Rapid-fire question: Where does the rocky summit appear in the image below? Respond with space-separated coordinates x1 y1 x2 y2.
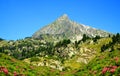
32 14 110 41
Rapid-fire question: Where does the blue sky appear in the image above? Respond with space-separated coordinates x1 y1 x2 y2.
0 0 120 40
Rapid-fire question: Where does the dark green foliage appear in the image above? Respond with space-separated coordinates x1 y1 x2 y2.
110 46 114 52
63 39 71 45
74 40 82 48
0 38 71 60
93 35 101 42
0 38 4 41
78 40 81 44
101 33 120 52
112 33 120 44
101 43 112 52
0 47 4 53
55 41 62 47
45 42 54 56
75 41 78 48
81 34 90 42
101 45 106 52
109 34 111 37
0 39 52 60
55 39 71 47
25 37 32 39
82 34 87 42
112 35 116 44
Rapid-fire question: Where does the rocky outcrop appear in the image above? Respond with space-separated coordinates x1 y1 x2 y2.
77 47 96 64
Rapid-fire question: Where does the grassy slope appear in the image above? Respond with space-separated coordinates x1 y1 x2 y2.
0 53 59 76
56 38 120 76
0 37 120 76
80 38 112 52
75 50 120 76
63 38 112 70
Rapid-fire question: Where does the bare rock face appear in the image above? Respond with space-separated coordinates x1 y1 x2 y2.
32 14 110 41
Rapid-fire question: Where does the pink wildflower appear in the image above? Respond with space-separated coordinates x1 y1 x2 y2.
2 68 8 75
102 67 109 74
111 66 117 69
110 69 115 73
14 71 17 76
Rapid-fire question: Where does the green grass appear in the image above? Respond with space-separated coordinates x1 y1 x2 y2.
80 38 112 52
0 37 120 76
75 50 120 76
0 53 59 76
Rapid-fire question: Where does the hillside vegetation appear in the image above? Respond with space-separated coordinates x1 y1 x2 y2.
0 33 120 76
0 53 59 76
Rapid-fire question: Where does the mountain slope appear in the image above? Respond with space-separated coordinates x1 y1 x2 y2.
32 14 110 41
0 53 59 76
0 33 120 76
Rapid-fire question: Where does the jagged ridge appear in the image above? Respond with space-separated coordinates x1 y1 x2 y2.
32 14 110 41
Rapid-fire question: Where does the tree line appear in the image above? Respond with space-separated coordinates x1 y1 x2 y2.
101 33 120 52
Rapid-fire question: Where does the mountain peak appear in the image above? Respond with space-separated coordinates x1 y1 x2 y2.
62 14 68 17
58 14 69 20
33 14 110 41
